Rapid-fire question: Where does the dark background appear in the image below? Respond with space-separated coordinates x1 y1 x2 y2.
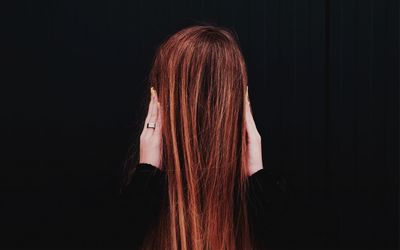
2 0 398 248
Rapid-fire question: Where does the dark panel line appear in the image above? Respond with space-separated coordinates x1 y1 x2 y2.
324 0 332 196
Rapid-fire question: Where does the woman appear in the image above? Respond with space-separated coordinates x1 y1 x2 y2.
120 25 287 250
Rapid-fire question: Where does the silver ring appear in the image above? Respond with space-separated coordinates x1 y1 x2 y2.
147 122 156 129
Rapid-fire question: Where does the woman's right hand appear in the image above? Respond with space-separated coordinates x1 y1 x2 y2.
139 87 163 170
245 86 264 176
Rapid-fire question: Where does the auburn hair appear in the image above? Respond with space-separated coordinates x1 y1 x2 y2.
131 25 255 250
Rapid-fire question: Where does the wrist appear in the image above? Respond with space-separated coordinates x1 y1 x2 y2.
248 164 263 176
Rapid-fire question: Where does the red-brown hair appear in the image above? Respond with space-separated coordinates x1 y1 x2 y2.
138 25 254 249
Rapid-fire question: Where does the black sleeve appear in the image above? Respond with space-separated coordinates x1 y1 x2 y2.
116 163 166 248
247 168 288 249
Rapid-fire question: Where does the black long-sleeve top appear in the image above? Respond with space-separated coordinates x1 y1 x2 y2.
117 163 288 249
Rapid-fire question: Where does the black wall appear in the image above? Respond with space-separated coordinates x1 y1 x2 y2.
3 0 398 248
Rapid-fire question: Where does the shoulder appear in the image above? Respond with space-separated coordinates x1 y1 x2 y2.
134 163 164 176
247 167 289 210
248 168 287 193
120 163 166 198
247 169 290 249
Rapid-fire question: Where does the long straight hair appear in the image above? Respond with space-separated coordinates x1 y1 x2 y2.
138 25 254 250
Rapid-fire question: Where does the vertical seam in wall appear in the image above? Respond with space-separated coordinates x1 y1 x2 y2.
324 0 331 195
324 0 333 246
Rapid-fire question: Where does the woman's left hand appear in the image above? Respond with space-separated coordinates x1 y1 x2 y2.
245 86 264 176
139 87 163 170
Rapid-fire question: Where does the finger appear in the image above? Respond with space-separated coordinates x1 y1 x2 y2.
245 86 253 126
155 102 163 169
154 101 162 136
245 88 259 135
246 85 254 116
148 88 158 124
245 97 253 131
145 88 158 136
143 87 155 131
246 85 250 105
